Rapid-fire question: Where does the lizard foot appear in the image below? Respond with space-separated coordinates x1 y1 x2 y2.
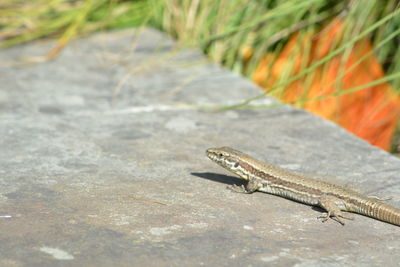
227 184 250 194
318 211 354 225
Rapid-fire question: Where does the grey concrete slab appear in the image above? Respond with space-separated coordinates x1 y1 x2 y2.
0 28 399 266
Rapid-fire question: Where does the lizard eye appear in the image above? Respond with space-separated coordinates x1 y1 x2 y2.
234 162 239 168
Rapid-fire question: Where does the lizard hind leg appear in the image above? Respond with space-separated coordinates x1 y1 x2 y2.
368 195 392 201
318 195 354 225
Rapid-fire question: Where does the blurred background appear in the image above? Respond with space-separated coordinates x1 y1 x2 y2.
1 0 399 154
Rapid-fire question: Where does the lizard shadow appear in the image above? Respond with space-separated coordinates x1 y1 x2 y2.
191 172 246 186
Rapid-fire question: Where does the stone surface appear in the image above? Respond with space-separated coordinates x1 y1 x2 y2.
0 28 399 266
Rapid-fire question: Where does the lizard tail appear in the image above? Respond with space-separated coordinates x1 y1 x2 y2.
355 200 400 226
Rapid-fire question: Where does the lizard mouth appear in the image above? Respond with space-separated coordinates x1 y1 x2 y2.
206 150 226 166
205 148 218 160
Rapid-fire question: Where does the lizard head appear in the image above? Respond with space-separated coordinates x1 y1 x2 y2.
206 147 250 180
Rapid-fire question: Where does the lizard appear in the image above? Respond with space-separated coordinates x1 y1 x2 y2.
206 146 400 226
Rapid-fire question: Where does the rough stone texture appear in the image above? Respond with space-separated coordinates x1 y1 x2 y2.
0 28 399 266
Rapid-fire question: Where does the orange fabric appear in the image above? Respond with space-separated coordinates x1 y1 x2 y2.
253 19 400 150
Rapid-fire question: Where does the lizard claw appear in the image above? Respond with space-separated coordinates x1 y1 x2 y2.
227 184 247 193
317 213 330 223
317 211 353 225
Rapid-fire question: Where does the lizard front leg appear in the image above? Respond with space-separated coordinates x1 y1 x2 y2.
228 179 260 194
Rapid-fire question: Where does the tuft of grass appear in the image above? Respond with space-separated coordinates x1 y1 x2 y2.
152 0 400 94
2 1 399 87
0 0 150 58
